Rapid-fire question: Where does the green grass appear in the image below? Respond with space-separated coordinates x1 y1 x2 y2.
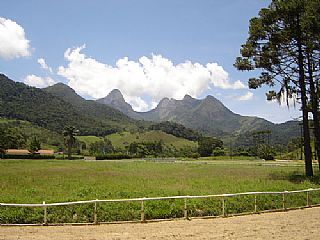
0 159 319 223
76 136 103 145
106 130 198 149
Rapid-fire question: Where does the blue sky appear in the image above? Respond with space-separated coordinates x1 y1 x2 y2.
0 0 301 123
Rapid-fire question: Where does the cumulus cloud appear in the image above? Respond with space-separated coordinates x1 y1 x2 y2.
24 74 57 88
238 91 253 101
38 58 53 73
0 17 31 59
58 45 246 111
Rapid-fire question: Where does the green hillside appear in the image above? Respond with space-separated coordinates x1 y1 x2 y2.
76 136 103 146
0 74 133 135
0 118 63 150
106 130 197 150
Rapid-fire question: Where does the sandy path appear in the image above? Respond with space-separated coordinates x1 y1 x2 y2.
1 207 319 240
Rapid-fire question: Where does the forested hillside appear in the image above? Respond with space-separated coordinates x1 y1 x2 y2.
0 74 130 135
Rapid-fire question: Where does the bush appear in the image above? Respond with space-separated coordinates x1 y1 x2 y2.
96 153 132 160
187 153 200 159
212 147 225 156
257 144 275 160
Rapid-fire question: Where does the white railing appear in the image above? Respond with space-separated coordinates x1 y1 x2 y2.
1 188 320 225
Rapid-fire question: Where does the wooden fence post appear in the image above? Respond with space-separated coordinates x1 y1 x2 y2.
254 195 257 213
141 200 145 223
184 197 188 219
94 200 98 224
43 201 47 225
282 192 286 210
307 191 310 207
222 197 226 217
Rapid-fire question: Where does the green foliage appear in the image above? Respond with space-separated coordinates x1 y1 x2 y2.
63 126 79 160
89 138 114 155
212 147 225 156
0 119 63 150
128 141 164 157
198 137 223 157
149 121 201 141
234 0 320 175
0 125 26 150
257 144 275 160
27 136 41 154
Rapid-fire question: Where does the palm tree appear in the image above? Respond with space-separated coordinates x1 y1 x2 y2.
63 126 79 160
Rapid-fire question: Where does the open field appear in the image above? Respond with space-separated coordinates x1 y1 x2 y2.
0 159 319 224
1 207 320 240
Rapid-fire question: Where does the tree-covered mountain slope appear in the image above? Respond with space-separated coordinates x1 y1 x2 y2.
0 74 133 135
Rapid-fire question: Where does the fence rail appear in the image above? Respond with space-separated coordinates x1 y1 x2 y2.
1 188 320 225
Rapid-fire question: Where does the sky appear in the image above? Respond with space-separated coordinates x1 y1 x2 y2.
0 0 301 123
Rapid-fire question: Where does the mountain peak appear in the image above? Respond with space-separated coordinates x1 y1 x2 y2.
204 95 219 102
183 94 194 101
45 82 80 101
97 89 142 119
98 89 125 103
106 89 125 101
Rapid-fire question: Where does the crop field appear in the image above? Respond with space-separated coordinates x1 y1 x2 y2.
0 159 319 224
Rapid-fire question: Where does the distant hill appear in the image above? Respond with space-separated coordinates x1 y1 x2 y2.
0 74 133 135
97 89 300 145
45 83 136 126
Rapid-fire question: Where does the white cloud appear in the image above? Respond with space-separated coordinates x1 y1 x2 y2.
24 74 57 88
58 45 246 111
238 91 253 101
0 17 31 59
38 58 53 73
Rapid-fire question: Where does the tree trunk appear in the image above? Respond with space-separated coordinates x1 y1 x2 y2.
297 22 313 176
68 142 72 160
307 52 320 171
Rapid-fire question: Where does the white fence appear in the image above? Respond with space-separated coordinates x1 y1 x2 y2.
1 188 320 225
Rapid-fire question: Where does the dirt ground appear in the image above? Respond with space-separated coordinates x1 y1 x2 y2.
1 207 319 240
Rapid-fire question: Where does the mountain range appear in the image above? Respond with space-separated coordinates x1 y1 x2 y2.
0 73 300 146
97 89 300 143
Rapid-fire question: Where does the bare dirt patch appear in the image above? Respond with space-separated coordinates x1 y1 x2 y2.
1 207 319 240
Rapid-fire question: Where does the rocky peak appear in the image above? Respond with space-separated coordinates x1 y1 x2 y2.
104 89 125 102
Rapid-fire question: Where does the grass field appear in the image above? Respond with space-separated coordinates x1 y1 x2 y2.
0 159 319 223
